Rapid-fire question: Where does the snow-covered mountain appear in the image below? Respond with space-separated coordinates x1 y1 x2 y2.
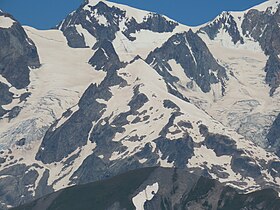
0 10 40 121
0 0 280 209
197 0 280 156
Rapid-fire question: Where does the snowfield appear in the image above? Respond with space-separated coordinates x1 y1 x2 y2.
0 0 280 209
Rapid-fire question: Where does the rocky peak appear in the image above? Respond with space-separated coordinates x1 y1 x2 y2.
242 4 280 55
241 2 280 95
199 11 244 45
89 40 125 71
0 11 40 119
265 54 280 96
0 11 40 89
58 0 178 48
198 0 280 95
146 29 227 95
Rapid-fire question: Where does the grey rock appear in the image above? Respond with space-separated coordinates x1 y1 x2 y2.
58 1 125 47
163 99 180 110
123 14 178 41
15 138 26 147
58 1 178 48
198 124 209 136
0 82 13 118
0 82 13 106
267 114 280 157
36 41 124 164
146 30 227 94
61 26 87 48
0 164 41 208
204 133 243 157
156 137 194 167
241 6 280 94
8 106 21 120
19 92 31 103
199 12 244 44
89 40 125 71
0 11 40 89
231 156 261 179
242 7 280 55
268 161 280 177
34 170 54 199
264 54 280 96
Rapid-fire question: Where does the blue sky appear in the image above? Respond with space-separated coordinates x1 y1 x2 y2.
0 0 267 29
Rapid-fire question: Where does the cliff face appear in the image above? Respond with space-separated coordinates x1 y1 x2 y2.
0 11 40 89
0 11 40 120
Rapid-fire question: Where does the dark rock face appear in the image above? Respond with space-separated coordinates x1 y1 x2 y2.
61 26 87 48
146 30 227 94
58 1 178 48
199 4 280 95
204 133 242 157
0 82 13 105
269 161 280 177
36 41 125 164
155 112 194 167
58 1 125 48
0 11 40 120
231 156 261 178
68 84 153 185
163 99 179 110
241 6 280 94
156 137 194 167
0 82 13 118
0 11 40 89
89 40 125 70
12 167 280 210
242 7 280 55
264 54 280 96
123 14 178 41
0 164 52 209
8 106 21 120
35 82 107 164
267 114 280 157
199 12 244 44
15 138 26 147
204 133 263 179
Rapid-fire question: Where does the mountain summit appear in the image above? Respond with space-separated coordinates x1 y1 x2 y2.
0 0 279 209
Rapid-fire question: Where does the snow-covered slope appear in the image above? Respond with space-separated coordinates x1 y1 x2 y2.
58 0 188 63
0 16 15 29
0 27 105 149
0 11 40 149
0 0 280 209
0 26 106 208
195 0 280 155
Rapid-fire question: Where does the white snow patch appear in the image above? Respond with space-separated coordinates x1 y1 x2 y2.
96 15 108 26
167 59 190 84
75 24 97 47
132 182 159 210
0 16 15 28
